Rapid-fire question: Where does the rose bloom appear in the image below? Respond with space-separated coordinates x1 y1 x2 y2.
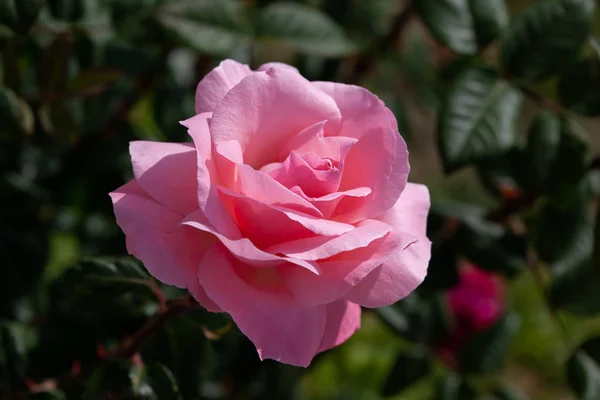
110 60 431 367
435 264 504 368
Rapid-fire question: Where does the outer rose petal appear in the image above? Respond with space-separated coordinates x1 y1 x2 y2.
312 82 409 223
109 181 218 312
181 114 242 239
277 229 417 306
343 239 431 307
257 62 299 73
318 300 361 352
198 244 327 367
130 141 198 215
195 60 252 114
343 183 432 307
266 219 392 261
210 67 341 168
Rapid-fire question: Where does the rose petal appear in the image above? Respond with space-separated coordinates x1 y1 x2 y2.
188 279 222 313
318 300 361 352
279 120 357 163
181 209 320 274
109 180 218 312
378 183 430 237
213 144 323 217
277 229 417 305
295 186 372 218
342 184 432 307
211 68 341 168
343 239 431 307
269 152 342 198
198 244 327 367
312 82 409 222
195 59 252 114
181 114 242 240
217 186 353 248
266 219 391 261
129 141 198 215
257 62 299 73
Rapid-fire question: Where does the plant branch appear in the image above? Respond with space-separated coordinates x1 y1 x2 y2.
6 296 198 399
344 0 415 85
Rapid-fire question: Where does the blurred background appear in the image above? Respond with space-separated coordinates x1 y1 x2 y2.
2 0 600 399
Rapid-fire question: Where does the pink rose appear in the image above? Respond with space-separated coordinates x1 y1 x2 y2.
435 264 504 368
109 60 431 366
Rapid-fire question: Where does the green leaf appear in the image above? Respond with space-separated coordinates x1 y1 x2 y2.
581 337 600 364
488 385 529 400
438 67 522 172
256 2 357 57
548 118 591 198
530 190 591 267
567 350 600 400
0 0 45 33
501 0 595 81
416 0 508 55
454 217 527 276
39 103 79 143
421 240 460 292
0 321 38 382
558 57 600 116
157 0 251 56
522 111 561 193
138 364 183 400
0 88 34 137
375 306 409 336
67 69 123 95
458 312 521 374
381 347 431 397
434 374 477 400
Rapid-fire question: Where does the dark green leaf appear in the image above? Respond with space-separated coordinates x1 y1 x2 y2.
522 111 561 193
455 217 526 276
381 347 431 397
0 0 45 33
475 148 525 199
567 350 600 400
0 321 38 383
0 87 21 134
85 360 140 397
559 57 600 116
421 240 460 292
434 374 477 400
157 0 251 56
416 0 508 54
67 69 123 95
548 118 591 198
501 0 595 81
47 0 85 22
438 67 522 172
488 385 529 400
256 2 357 57
458 312 521 374
374 306 409 336
581 337 600 365
137 364 182 400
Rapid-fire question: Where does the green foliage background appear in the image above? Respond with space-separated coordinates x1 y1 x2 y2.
2 0 600 399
